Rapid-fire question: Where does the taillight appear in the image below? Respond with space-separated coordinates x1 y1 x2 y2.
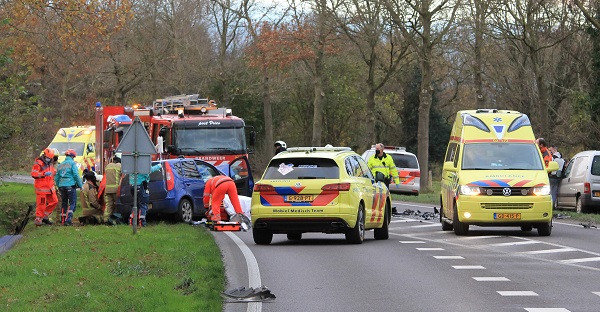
409 171 420 177
254 183 275 192
165 163 175 191
584 182 591 194
322 183 351 191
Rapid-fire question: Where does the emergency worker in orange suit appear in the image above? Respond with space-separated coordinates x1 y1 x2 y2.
31 148 59 226
203 176 244 222
536 138 553 168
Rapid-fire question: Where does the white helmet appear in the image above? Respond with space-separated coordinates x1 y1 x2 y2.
275 140 287 149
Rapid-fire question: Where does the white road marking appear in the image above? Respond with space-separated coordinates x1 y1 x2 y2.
593 292 600 297
410 223 440 228
487 241 541 247
459 235 501 240
433 255 464 259
416 247 445 251
518 248 576 255
225 232 262 312
560 257 600 264
399 240 426 244
453 265 486 269
524 308 571 312
390 218 421 223
473 277 510 281
498 291 538 296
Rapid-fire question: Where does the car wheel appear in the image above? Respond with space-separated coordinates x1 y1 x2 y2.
176 198 193 223
346 204 365 244
287 233 302 240
537 219 552 236
441 204 453 231
374 203 389 240
453 207 469 236
576 196 585 213
253 228 273 245
521 225 533 232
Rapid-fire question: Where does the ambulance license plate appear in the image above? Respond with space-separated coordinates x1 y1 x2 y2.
494 213 521 220
285 195 314 202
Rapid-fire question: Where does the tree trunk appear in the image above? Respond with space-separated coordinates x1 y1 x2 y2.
418 44 433 191
262 73 273 150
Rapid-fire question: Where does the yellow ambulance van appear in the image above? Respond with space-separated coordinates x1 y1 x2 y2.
440 109 558 236
47 126 96 175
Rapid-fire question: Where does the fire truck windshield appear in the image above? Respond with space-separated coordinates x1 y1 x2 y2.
173 127 246 154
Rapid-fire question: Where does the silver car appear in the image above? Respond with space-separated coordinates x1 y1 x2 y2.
361 146 420 195
556 150 600 213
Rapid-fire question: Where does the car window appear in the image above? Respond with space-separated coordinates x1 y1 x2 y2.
390 154 418 169
356 156 374 179
346 156 364 178
573 156 589 178
445 142 458 162
181 160 201 178
362 150 374 161
197 163 220 182
263 157 339 179
563 158 574 177
591 155 600 176
345 157 354 176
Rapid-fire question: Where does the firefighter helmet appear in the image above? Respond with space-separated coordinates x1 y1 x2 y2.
274 141 287 149
65 149 77 158
42 147 55 159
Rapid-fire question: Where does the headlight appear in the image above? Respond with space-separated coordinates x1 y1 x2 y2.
459 185 481 195
533 185 550 196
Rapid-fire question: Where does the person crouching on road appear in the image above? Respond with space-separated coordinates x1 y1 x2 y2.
203 176 244 222
55 149 83 226
31 148 59 226
129 163 162 227
79 171 104 225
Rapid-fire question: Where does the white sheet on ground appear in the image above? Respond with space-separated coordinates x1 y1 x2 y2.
223 195 251 220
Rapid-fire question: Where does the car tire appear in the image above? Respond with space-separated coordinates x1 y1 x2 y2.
453 207 469 236
176 198 193 223
346 204 365 244
537 220 552 236
441 204 453 231
253 228 273 245
576 196 585 213
374 203 389 240
521 225 533 232
287 233 302 240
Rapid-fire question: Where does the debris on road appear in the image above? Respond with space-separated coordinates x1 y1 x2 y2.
392 207 439 221
579 222 597 229
222 286 276 302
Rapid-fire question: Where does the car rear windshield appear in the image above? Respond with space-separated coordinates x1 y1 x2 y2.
263 158 339 179
391 154 418 169
592 155 600 176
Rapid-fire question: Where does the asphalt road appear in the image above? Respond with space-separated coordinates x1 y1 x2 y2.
215 201 600 312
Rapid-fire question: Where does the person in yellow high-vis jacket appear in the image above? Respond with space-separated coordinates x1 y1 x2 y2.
367 143 400 188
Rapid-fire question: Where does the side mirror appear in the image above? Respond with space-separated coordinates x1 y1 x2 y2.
374 171 386 183
546 161 559 173
159 127 167 137
443 162 457 172
167 145 176 153
250 131 256 146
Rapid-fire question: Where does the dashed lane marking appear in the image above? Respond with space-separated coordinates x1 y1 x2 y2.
433 255 464 259
416 247 444 251
524 309 570 312
498 291 538 296
399 240 426 244
560 256 600 264
517 248 576 255
453 265 486 269
410 223 440 228
472 277 510 281
487 240 541 247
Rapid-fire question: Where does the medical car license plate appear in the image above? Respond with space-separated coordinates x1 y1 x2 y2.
285 195 314 202
494 213 521 220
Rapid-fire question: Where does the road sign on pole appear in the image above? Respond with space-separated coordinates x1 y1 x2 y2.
116 117 155 234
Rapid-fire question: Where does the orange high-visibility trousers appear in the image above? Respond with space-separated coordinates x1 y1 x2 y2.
35 192 58 222
209 180 243 221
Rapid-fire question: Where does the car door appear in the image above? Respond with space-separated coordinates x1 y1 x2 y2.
179 159 205 211
219 156 254 197
348 156 379 227
558 156 587 208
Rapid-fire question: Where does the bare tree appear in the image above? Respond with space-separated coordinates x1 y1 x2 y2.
385 0 461 190
335 0 411 149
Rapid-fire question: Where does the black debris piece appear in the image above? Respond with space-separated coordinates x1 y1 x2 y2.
579 222 597 229
222 286 276 302
14 204 34 235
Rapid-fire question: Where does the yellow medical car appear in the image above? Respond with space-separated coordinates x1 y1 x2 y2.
251 146 391 245
440 109 558 236
47 126 96 175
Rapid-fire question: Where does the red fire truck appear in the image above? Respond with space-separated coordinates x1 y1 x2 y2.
94 95 255 195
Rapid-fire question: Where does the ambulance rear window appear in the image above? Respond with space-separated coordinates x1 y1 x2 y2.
264 158 339 179
391 154 419 169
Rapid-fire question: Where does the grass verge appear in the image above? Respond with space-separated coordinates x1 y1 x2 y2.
0 182 36 236
0 223 224 311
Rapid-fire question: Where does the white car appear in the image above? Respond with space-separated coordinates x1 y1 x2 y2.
361 146 420 195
